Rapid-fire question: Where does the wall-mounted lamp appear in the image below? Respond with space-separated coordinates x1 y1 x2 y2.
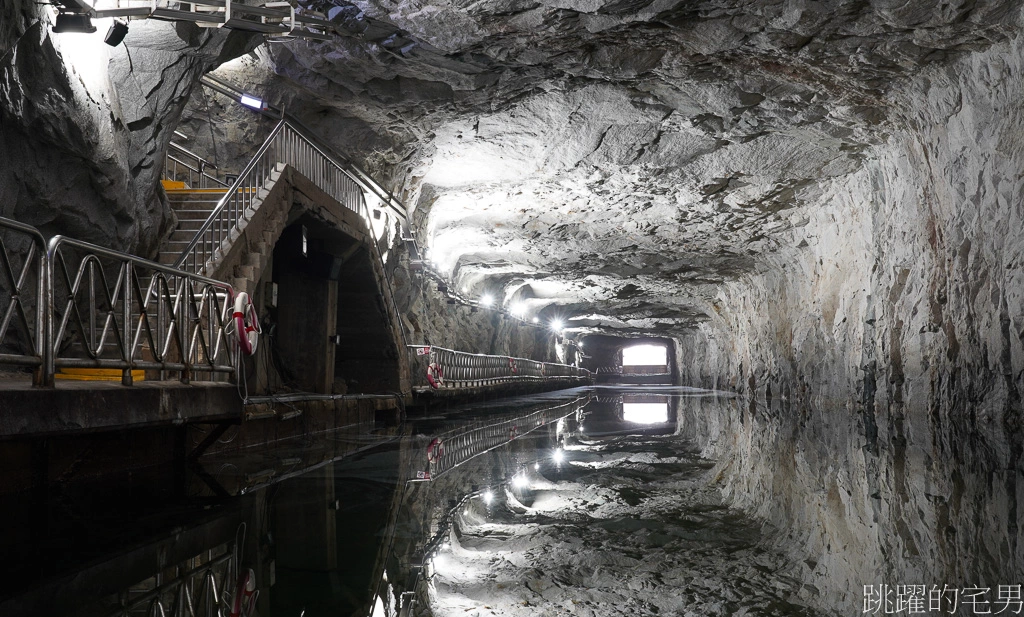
240 93 266 111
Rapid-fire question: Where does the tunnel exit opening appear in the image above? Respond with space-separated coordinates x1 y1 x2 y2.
621 344 667 367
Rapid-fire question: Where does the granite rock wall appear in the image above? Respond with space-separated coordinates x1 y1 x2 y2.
674 34 1024 609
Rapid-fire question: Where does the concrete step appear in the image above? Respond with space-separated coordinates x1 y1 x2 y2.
173 207 218 216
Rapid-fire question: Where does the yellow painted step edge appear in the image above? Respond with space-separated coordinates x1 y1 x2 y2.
55 368 146 382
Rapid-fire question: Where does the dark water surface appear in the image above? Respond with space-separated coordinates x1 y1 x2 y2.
0 386 828 617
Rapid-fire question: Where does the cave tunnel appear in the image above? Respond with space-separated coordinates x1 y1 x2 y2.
2 1 1024 616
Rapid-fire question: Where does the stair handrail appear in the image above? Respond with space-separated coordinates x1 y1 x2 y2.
173 117 290 273
166 141 228 189
200 74 408 225
173 116 410 346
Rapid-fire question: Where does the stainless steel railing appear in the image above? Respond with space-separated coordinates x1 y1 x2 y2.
107 542 244 617
1 216 238 386
164 141 229 189
48 235 236 385
173 118 365 274
409 345 591 390
172 117 410 347
199 75 409 225
0 217 46 383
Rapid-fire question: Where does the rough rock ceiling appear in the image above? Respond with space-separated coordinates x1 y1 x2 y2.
217 0 1018 336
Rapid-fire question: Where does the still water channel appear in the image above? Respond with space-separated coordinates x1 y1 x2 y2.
1 386 827 617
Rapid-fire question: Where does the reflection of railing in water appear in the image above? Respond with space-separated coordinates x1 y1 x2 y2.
409 345 591 390
107 542 242 617
0 216 237 386
419 395 589 480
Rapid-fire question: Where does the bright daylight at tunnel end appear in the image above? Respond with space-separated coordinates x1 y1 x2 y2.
1 0 1023 615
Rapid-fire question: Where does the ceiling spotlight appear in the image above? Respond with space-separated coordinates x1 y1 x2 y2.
513 475 528 488
103 19 128 46
53 12 96 33
532 316 539 324
534 462 540 470
552 449 564 463
480 294 494 307
483 490 493 504
551 319 564 331
511 303 525 317
461 286 468 294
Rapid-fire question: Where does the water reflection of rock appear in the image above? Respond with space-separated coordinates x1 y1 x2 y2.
421 389 829 617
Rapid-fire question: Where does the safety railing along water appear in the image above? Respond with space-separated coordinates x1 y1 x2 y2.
1 216 236 387
0 218 46 382
408 345 591 390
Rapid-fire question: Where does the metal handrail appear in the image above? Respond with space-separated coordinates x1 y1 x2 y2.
0 217 46 384
173 118 368 271
409 345 591 389
165 142 229 189
172 117 409 346
200 75 408 224
46 235 236 386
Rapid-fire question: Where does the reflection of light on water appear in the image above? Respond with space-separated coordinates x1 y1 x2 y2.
371 594 387 617
623 402 668 424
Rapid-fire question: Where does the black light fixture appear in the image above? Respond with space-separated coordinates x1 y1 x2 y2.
103 19 128 46
53 12 96 33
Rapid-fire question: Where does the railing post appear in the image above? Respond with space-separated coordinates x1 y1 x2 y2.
122 261 133 386
42 239 56 386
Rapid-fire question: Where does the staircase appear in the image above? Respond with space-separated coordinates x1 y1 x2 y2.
158 189 224 267
159 171 291 297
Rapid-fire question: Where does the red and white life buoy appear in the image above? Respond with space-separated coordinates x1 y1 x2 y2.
229 568 257 617
508 357 518 375
427 438 444 463
426 362 444 389
233 292 260 357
